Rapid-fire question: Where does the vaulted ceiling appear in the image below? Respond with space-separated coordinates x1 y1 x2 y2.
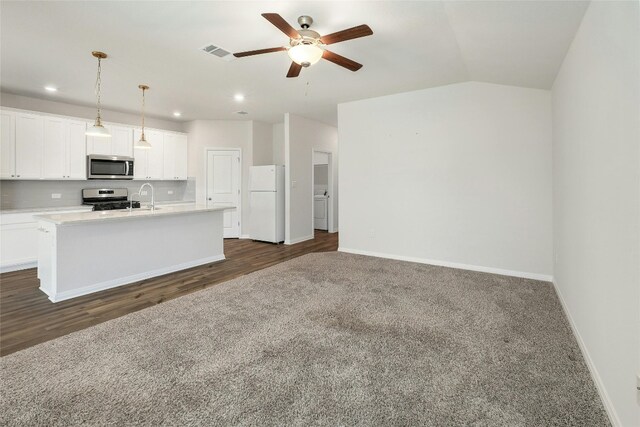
0 1 588 125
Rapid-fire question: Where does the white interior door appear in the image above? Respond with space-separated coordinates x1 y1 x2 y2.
207 150 240 238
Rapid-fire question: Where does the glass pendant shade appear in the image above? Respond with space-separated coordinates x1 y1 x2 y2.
135 133 152 149
288 44 323 66
86 121 111 138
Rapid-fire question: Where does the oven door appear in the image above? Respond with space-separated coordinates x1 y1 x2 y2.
87 155 134 180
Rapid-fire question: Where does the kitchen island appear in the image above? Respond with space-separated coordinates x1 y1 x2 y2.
35 205 233 302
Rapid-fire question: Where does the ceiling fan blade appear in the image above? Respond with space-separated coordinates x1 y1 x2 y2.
262 13 300 39
286 62 302 78
233 47 286 58
321 50 363 72
320 24 373 45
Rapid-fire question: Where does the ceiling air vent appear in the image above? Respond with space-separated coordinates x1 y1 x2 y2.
200 44 234 61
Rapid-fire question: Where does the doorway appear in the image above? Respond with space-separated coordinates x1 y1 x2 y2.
206 149 241 238
311 150 334 234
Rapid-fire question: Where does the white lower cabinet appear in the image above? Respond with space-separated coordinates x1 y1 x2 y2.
0 208 92 272
1 215 39 272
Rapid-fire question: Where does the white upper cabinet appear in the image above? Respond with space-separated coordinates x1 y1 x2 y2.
86 132 111 156
0 108 185 181
87 124 133 157
147 130 164 179
133 129 164 180
163 133 188 180
175 134 188 180
42 118 86 180
15 112 44 179
111 125 133 157
66 120 87 179
42 117 66 179
1 110 16 179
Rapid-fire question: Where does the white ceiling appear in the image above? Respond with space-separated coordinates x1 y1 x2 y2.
0 1 588 126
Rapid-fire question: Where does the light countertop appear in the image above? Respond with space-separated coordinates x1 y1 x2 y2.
0 205 93 214
35 204 234 225
0 200 197 215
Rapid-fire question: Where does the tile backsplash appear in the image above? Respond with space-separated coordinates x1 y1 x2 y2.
0 178 196 210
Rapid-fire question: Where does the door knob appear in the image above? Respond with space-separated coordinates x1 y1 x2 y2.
208 198 212 201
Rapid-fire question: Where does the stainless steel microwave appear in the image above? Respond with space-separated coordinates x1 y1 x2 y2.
87 155 134 180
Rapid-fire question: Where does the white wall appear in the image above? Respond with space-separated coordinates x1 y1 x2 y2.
0 92 184 132
184 120 252 236
272 122 284 165
251 121 273 166
552 2 640 425
284 113 338 244
338 81 552 279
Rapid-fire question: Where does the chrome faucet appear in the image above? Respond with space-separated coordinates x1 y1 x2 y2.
129 192 139 211
138 183 155 210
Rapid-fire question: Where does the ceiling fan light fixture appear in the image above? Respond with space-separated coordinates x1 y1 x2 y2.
288 44 323 67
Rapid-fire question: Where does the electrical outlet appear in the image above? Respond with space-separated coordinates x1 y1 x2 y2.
141 191 148 196
368 228 375 238
168 190 174 195
51 193 61 199
291 180 297 189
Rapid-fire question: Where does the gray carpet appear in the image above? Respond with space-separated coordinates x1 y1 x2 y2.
1 252 609 426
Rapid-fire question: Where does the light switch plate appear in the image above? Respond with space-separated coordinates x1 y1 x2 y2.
168 190 174 195
51 193 61 199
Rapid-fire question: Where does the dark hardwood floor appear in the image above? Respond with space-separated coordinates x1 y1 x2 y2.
0 231 338 357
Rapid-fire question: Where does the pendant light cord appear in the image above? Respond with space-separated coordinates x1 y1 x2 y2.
95 57 102 123
141 87 146 138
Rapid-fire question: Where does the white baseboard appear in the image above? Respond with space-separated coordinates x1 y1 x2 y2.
1 260 37 273
552 279 621 427
239 234 251 239
43 255 226 303
338 247 553 282
285 234 314 245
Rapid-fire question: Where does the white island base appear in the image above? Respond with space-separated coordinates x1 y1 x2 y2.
36 206 230 302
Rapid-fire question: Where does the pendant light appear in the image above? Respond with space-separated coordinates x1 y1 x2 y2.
85 51 111 138
135 85 152 149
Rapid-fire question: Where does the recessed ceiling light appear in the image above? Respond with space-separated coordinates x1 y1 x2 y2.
44 86 58 92
173 112 182 117
234 94 245 102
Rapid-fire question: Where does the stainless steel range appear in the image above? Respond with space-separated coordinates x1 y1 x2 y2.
82 188 140 211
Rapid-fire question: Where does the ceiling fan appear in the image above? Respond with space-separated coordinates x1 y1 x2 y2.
233 13 373 78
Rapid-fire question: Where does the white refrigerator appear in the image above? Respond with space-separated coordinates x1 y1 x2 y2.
249 165 285 243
